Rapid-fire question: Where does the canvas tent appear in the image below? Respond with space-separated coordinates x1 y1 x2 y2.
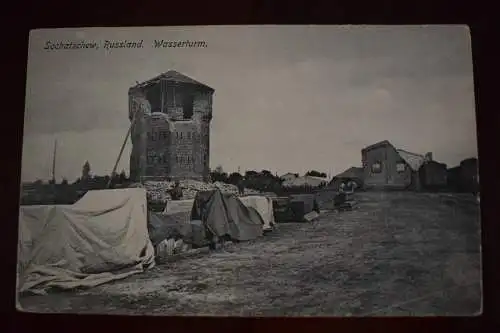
162 196 276 231
17 188 155 296
182 190 264 247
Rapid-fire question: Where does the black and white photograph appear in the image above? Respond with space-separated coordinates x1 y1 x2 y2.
17 25 481 316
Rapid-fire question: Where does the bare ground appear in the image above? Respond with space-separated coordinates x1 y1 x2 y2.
18 191 482 316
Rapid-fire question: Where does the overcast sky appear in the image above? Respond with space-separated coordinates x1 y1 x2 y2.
22 25 477 182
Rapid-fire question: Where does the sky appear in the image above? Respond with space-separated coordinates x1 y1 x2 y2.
22 25 477 182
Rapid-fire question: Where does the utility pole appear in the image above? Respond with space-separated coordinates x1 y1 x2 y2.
107 118 136 188
51 138 57 183
160 79 165 113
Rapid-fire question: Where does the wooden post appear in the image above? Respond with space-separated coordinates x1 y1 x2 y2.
52 138 57 183
107 104 140 188
160 79 164 114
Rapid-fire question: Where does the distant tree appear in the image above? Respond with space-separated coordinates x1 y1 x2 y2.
109 172 120 186
82 161 91 180
227 172 243 185
61 178 69 185
261 170 272 176
306 170 327 178
210 165 228 183
210 171 228 183
245 170 258 178
48 179 55 185
239 170 281 193
119 170 127 183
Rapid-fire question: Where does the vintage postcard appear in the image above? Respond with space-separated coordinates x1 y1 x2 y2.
17 25 481 316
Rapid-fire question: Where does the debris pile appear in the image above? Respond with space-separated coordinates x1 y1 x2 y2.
143 180 260 202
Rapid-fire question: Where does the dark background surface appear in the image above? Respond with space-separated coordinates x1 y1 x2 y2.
1 0 497 332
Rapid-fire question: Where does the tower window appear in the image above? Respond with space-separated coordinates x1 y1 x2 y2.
182 94 194 119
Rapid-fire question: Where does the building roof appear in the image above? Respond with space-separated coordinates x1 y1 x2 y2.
361 140 391 152
396 149 425 171
362 140 427 172
306 175 327 182
280 172 297 178
282 175 327 187
333 167 364 180
460 157 478 166
424 160 447 167
130 70 214 92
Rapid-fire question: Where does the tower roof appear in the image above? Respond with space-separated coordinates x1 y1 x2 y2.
130 70 214 92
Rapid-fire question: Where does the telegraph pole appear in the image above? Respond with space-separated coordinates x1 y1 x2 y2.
51 138 57 183
108 121 135 188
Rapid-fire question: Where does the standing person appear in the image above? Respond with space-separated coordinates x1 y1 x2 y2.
335 181 347 208
237 177 245 196
170 180 183 201
339 181 346 194
345 180 354 192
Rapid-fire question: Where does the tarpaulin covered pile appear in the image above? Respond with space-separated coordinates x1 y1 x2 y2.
17 188 155 295
289 194 320 214
148 211 187 246
183 190 264 247
162 196 276 231
162 199 195 214
272 194 320 222
238 195 276 231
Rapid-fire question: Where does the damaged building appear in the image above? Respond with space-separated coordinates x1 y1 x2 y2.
128 70 215 182
361 140 447 191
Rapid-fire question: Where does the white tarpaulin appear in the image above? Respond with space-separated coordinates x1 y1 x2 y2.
162 199 195 215
17 188 155 296
238 196 276 230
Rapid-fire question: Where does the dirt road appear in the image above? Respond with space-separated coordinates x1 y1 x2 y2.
19 192 482 316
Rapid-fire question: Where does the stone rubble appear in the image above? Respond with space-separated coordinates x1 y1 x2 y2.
143 180 261 202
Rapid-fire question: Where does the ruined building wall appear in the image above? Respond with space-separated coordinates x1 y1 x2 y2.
145 115 174 178
194 91 212 178
128 81 213 182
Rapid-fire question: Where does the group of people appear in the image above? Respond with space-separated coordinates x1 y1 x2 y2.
334 179 357 207
339 179 357 196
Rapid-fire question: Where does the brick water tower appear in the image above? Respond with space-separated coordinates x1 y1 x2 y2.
128 70 214 182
